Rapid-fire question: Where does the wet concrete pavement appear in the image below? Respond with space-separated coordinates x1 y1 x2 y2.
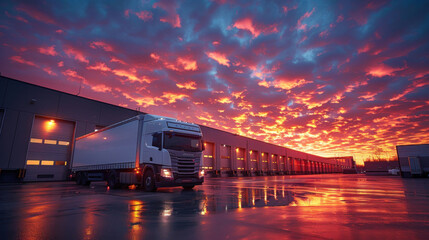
1 174 429 239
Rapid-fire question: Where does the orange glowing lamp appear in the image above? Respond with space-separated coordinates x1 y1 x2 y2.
44 119 56 132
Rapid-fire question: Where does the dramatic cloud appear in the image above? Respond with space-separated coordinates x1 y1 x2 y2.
1 0 428 164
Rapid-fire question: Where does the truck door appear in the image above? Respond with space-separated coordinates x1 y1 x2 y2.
142 131 163 165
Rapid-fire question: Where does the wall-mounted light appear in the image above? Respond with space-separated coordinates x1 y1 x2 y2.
44 119 56 132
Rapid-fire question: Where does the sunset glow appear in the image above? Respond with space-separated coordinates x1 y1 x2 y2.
1 0 428 164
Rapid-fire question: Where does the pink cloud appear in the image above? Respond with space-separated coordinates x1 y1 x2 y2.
38 45 58 56
297 8 315 31
87 62 111 72
16 5 56 25
90 41 113 52
5 11 28 23
43 67 57 76
64 46 89 64
232 17 278 38
136 11 153 21
10 55 36 66
153 1 181 28
367 63 405 77
62 69 86 82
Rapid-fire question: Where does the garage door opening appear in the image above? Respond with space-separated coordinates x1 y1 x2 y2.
24 116 75 181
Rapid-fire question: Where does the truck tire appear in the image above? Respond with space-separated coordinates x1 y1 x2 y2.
182 185 195 190
143 169 157 192
80 172 90 186
76 172 83 185
107 172 120 189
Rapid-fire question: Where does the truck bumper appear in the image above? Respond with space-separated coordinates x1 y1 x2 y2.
156 177 204 187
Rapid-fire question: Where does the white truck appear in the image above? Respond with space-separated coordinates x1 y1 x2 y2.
71 114 205 191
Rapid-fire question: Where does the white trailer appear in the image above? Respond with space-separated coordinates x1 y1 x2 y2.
71 114 205 191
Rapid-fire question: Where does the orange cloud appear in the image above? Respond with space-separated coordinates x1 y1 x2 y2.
233 113 247 124
122 93 157 107
87 62 111 72
176 81 197 90
110 57 126 65
151 52 198 71
217 97 232 104
112 68 151 83
62 69 86 82
367 63 404 77
177 57 198 71
161 92 189 103
38 45 57 56
259 78 311 91
206 51 230 67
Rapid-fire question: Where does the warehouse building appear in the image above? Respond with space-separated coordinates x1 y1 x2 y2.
0 76 355 182
397 144 429 177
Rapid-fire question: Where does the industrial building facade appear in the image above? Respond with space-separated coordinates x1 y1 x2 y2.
0 76 355 182
397 144 429 177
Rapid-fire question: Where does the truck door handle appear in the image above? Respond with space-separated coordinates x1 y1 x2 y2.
150 157 153 161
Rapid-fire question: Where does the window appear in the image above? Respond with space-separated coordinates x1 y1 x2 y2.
55 161 67 166
58 141 70 146
41 160 54 166
163 132 202 152
30 138 43 143
152 132 162 149
27 160 40 165
44 139 57 145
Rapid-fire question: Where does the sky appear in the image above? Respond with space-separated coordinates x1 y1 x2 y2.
1 0 428 165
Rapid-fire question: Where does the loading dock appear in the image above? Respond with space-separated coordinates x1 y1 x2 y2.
220 144 232 176
24 116 74 181
0 76 356 182
250 150 259 175
203 142 215 174
397 144 429 177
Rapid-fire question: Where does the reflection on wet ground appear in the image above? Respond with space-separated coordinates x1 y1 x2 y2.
1 174 429 239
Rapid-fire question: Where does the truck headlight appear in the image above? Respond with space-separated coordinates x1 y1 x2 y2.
199 169 205 178
161 168 173 178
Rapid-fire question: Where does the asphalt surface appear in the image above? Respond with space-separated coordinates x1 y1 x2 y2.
1 174 429 240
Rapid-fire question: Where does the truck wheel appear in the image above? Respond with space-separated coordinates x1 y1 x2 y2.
76 172 82 185
107 173 119 189
81 172 90 186
143 169 157 192
182 185 195 190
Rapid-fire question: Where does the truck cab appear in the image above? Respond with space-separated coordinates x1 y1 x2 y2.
140 115 205 190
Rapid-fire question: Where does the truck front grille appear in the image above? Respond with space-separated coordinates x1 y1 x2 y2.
169 152 201 175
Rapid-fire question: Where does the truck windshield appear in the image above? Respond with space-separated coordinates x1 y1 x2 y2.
163 132 202 152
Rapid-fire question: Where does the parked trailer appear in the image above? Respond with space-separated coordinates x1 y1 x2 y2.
71 114 205 191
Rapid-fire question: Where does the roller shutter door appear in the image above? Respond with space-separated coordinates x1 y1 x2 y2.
220 144 231 171
203 142 215 171
24 116 74 181
261 152 268 171
250 150 258 170
236 147 245 170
